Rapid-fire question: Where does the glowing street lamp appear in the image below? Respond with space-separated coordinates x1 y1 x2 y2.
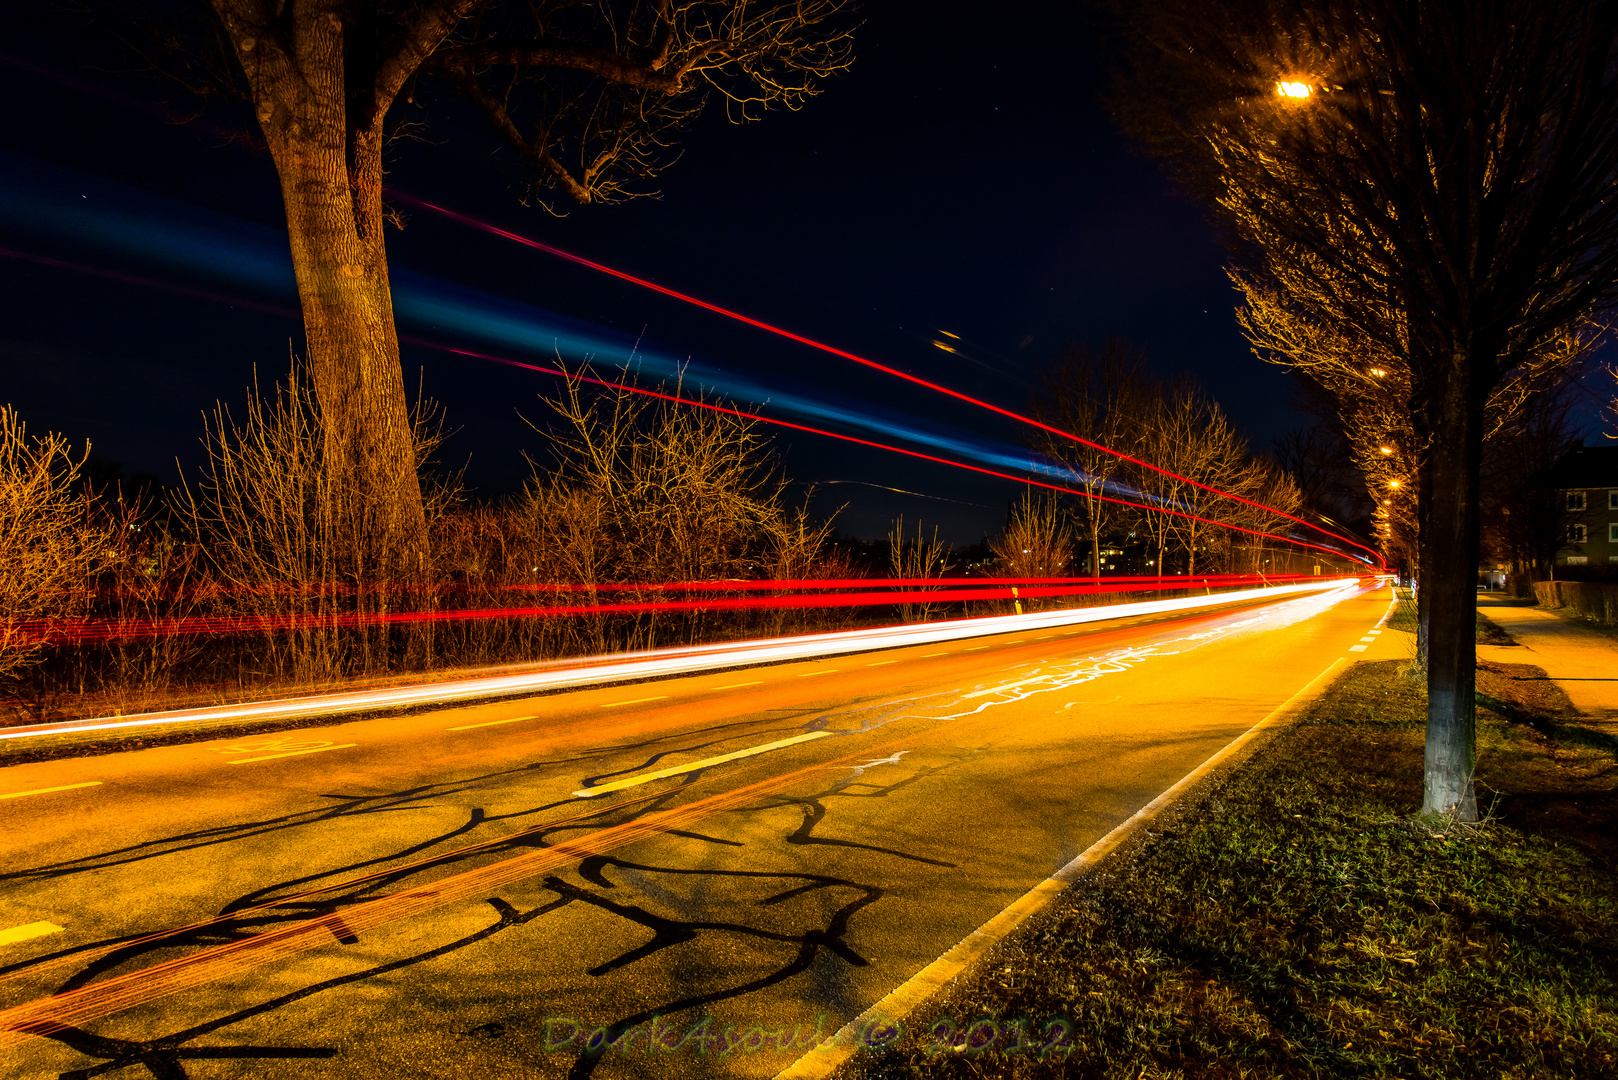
1379 446 1394 455
1276 81 1313 99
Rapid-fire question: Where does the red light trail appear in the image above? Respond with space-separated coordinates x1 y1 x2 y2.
399 194 1381 563
437 344 1377 566
19 574 1331 646
0 243 1378 568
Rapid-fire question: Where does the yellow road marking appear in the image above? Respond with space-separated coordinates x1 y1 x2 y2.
797 670 837 677
1004 640 1026 644
0 782 101 801
574 731 833 798
920 652 948 658
600 696 669 708
447 715 536 731
865 660 898 667
1035 635 1053 639
226 744 357 765
963 646 988 651
0 922 63 946
713 681 763 691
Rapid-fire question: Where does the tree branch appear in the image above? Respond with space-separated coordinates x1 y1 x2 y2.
374 0 484 116
435 42 688 92
450 71 593 203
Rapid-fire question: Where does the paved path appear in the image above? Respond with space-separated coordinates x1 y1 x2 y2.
1477 596 1618 732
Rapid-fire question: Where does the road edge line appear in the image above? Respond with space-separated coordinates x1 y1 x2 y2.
774 654 1350 1080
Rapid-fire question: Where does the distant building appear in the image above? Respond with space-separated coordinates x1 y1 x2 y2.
1550 445 1618 571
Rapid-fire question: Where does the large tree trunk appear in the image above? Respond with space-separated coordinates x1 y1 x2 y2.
218 3 429 595
268 124 427 586
1416 347 1485 821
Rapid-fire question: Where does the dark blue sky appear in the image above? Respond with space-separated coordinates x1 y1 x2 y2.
1 3 1318 543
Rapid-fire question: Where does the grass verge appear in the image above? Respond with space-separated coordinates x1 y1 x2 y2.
844 659 1618 1079
1385 588 1517 645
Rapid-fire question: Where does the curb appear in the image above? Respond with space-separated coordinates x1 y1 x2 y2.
774 654 1351 1080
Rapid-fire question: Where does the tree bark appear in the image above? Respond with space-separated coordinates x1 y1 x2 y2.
216 2 430 591
1417 345 1485 820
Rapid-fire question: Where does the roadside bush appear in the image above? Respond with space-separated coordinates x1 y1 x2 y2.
1532 579 1618 625
0 406 104 681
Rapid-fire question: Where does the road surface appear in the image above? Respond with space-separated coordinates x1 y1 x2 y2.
0 581 1394 1079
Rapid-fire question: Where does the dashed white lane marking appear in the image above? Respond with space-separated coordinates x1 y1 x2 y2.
1367 629 1383 635
0 922 63 947
1349 644 1369 652
0 782 102 801
226 744 357 765
1359 636 1376 643
600 696 669 708
447 715 535 731
713 681 762 691
573 731 834 798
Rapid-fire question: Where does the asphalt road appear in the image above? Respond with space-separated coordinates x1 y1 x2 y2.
0 581 1396 1079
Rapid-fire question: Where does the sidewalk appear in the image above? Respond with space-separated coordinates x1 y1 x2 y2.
1477 595 1618 734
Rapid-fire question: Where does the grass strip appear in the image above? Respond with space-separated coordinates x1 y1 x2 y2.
845 659 1618 1079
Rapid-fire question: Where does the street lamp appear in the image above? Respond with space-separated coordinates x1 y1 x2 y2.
1276 81 1312 99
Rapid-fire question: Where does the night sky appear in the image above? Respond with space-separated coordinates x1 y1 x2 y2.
2 3 1317 545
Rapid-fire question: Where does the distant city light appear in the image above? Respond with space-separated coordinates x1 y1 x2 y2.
1370 367 1388 376
1276 81 1312 99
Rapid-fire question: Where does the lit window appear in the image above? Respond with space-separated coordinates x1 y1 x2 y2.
1610 523 1618 543
1570 523 1587 543
1568 491 1587 511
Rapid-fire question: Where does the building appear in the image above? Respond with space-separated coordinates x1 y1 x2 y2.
1551 445 1618 573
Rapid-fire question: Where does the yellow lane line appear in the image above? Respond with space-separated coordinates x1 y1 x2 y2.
573 731 834 798
0 782 101 801
713 681 763 691
1004 640 1026 644
865 660 898 667
0 922 63 946
226 744 357 765
600 696 669 708
447 715 536 732
963 646 988 651
797 670 837 678
919 652 948 658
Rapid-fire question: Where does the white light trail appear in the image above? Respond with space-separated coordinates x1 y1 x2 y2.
0 578 1371 744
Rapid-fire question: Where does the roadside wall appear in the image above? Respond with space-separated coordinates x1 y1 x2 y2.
1532 580 1618 626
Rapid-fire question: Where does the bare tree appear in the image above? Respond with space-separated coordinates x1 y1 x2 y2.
1482 384 1584 593
0 407 104 681
123 1 856 580
1112 0 1618 819
888 515 953 624
1128 379 1268 577
524 371 833 648
989 490 1075 611
1034 341 1151 578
